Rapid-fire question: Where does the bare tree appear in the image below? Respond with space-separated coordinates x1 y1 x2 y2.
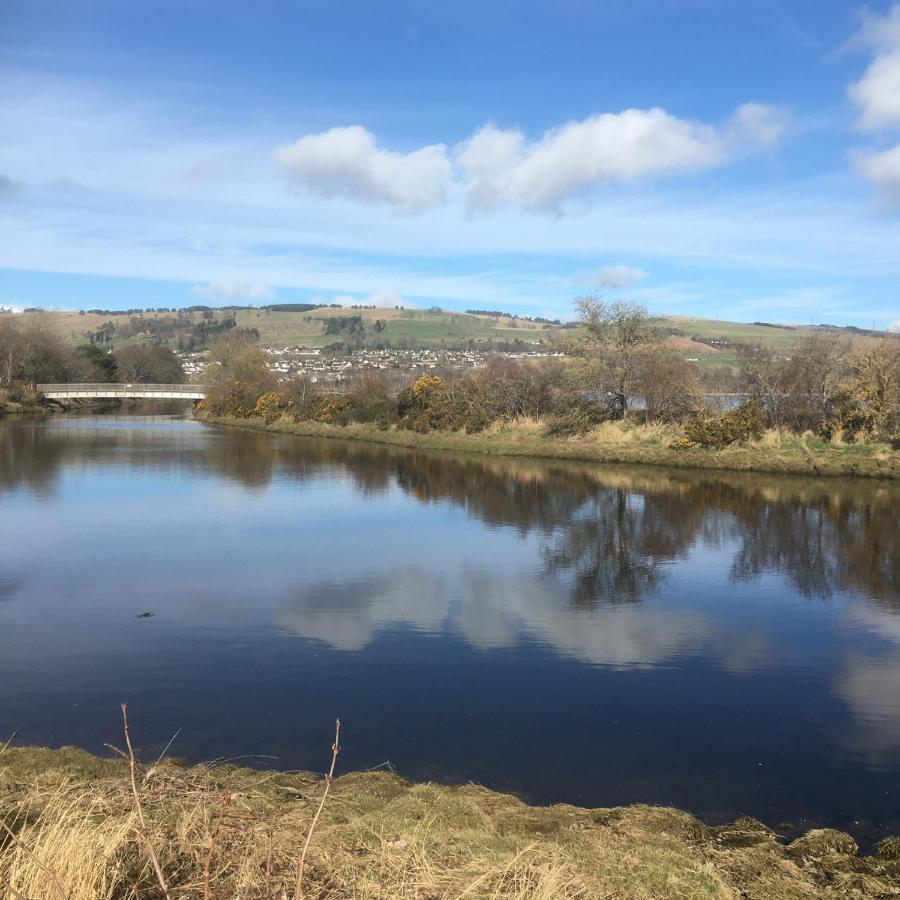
842 340 900 439
779 333 849 431
573 298 660 418
736 342 785 424
0 318 24 386
116 345 185 383
639 346 702 423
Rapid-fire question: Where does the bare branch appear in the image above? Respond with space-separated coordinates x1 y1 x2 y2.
119 704 171 900
294 719 341 900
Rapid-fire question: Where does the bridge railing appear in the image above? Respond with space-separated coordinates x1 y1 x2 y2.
37 383 207 393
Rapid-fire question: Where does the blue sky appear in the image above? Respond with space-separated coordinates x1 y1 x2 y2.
1 0 899 328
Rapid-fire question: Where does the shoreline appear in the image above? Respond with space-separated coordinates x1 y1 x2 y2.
0 395 120 417
3 745 899 898
196 412 900 480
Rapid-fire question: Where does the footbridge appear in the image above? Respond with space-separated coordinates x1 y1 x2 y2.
38 383 207 400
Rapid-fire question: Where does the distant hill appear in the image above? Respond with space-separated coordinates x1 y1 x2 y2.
14 306 898 368
16 306 566 352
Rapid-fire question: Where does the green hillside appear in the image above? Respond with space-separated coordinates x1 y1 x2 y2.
13 306 896 365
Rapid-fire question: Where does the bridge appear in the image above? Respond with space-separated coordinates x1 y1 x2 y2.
37 383 207 400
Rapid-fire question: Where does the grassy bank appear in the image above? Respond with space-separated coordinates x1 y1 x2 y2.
2 745 899 899
0 388 113 417
196 413 900 480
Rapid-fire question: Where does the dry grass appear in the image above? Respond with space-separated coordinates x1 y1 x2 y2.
588 421 677 447
1 745 899 900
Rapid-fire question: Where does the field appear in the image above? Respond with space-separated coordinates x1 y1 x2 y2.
14 307 563 351
11 307 897 364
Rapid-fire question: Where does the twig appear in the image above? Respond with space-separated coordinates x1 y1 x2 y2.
118 704 172 900
0 730 17 756
150 728 182 774
264 824 274 900
0 818 69 900
202 788 231 900
293 719 341 900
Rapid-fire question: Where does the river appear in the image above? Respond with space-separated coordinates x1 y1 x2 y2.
1 409 898 842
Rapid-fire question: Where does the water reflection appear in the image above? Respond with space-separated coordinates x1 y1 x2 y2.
1 413 900 835
4 415 896 606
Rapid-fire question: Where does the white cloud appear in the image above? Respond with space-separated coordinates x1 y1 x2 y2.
888 319 900 332
724 101 789 149
577 264 648 289
855 144 900 204
273 105 785 217
192 279 275 302
4 73 899 324
847 4 900 206
849 53 900 130
274 125 451 214
458 103 787 212
848 4 900 130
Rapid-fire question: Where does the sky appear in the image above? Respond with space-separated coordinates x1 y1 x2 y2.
0 0 899 328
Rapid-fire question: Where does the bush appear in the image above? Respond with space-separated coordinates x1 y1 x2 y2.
347 372 396 426
544 397 614 436
682 400 768 448
254 391 286 423
397 375 450 432
204 382 262 417
307 395 353 425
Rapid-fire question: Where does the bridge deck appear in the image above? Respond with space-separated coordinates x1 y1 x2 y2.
37 383 207 400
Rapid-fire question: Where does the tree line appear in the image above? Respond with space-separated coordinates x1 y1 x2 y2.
200 299 900 449
0 316 184 392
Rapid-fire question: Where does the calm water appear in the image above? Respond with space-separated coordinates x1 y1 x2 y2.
1 411 899 840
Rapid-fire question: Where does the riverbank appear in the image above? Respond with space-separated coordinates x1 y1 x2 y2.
0 387 114 417
2 745 898 899
196 412 900 479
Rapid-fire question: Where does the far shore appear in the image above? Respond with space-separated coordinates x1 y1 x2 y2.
0 394 117 417
196 412 900 480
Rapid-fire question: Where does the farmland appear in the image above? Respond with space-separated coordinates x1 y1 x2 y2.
9 306 896 369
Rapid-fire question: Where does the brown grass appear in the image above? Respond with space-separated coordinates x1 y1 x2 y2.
1 744 899 899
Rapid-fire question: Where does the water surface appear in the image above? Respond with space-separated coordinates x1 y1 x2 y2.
1 411 899 840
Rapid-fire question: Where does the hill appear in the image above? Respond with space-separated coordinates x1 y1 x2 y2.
11 306 897 368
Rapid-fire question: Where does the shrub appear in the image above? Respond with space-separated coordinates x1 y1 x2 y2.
204 382 262 417
347 372 396 426
544 397 614 436
683 400 768 448
254 391 286 423
397 375 450 432
307 394 353 425
278 374 317 418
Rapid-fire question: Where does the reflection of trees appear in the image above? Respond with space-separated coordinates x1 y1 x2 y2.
0 421 66 496
705 487 900 606
3 415 898 608
546 492 671 606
